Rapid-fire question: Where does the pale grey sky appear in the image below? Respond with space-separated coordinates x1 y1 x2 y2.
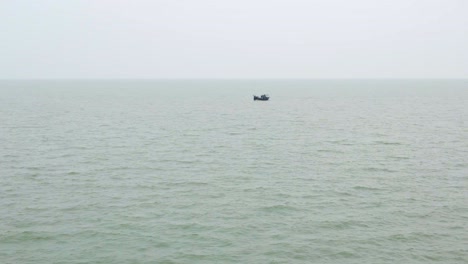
1 0 467 79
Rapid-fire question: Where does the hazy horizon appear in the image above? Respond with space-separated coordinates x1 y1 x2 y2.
2 0 468 79
2 78 468 81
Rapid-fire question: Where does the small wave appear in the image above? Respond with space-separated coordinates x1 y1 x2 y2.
69 146 92 150
54 153 75 158
23 166 44 171
259 204 299 213
353 186 382 191
362 167 398 173
1 154 19 158
331 250 359 258
388 155 410 160
319 220 367 230
326 139 348 144
176 160 199 164
275 192 293 199
384 232 435 242
166 181 209 187
301 194 324 199
372 140 404 146
3 231 54 242
168 222 211 232
108 166 133 171
242 187 267 192
317 149 344 154
334 190 353 196
454 163 467 168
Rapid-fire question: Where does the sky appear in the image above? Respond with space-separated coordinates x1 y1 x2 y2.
1 0 467 79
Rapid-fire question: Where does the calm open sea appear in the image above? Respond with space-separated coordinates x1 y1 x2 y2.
0 80 467 263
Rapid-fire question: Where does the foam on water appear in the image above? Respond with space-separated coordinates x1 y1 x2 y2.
0 80 467 263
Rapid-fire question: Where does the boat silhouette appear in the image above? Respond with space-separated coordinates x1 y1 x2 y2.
253 94 269 101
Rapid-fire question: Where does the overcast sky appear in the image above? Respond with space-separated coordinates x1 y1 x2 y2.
1 0 467 79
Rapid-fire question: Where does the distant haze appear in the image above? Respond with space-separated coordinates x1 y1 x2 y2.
1 0 467 79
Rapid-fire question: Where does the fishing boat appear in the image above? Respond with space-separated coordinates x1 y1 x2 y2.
253 94 269 101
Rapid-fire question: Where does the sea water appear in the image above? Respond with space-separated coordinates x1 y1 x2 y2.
0 80 467 263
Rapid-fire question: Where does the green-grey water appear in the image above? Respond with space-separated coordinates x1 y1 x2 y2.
0 80 467 263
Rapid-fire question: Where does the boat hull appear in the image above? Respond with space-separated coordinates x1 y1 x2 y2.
253 95 269 101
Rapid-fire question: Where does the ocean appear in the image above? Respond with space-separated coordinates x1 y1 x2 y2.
0 80 467 263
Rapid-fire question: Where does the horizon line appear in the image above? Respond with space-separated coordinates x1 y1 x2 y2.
1 77 468 81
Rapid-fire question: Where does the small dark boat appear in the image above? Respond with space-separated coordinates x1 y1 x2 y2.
254 94 269 101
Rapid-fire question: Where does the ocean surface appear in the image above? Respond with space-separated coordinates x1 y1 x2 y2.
0 80 467 263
